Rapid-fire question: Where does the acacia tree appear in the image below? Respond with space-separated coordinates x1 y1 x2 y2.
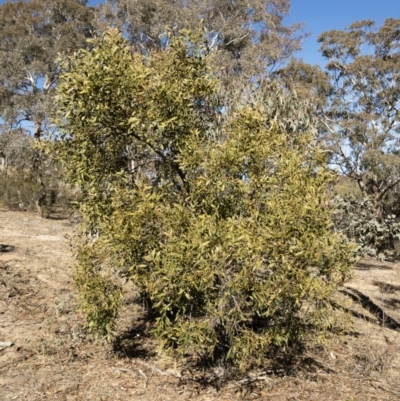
0 0 95 214
97 0 305 79
318 19 400 221
50 29 354 368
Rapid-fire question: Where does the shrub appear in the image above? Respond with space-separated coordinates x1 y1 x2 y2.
332 195 400 259
50 28 355 368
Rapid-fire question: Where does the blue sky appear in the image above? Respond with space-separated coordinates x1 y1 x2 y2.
288 0 400 66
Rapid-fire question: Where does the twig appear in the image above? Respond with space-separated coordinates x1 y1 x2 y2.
138 368 148 389
235 375 271 385
224 33 249 47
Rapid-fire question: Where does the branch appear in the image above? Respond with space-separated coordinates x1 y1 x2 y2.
377 176 400 202
224 33 249 47
321 118 337 136
25 71 35 87
129 131 189 193
43 73 57 93
207 32 219 49
356 178 367 198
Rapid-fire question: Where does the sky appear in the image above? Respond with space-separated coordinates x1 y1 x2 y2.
288 0 400 66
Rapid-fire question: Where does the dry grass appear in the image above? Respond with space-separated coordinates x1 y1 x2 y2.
0 209 400 400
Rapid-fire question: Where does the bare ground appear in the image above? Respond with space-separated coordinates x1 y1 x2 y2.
1 208 400 401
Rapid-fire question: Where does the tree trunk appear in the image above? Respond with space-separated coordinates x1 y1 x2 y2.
33 120 47 218
0 156 6 172
373 193 384 223
35 191 46 218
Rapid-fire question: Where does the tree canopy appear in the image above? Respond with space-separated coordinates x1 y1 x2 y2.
98 0 305 79
318 18 400 220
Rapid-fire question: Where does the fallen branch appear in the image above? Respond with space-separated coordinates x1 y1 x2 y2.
235 374 272 385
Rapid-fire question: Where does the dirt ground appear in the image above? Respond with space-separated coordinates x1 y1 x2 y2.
1 208 400 401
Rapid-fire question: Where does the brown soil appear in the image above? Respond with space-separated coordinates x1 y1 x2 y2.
1 208 400 401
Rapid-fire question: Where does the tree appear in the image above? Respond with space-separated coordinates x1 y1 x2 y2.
318 19 400 222
0 129 34 173
0 0 95 139
0 0 95 214
51 28 354 368
97 0 305 79
276 59 331 110
0 128 42 211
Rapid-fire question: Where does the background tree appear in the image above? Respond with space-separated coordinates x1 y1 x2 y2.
98 0 305 80
51 29 354 368
277 59 331 111
0 0 95 214
0 128 34 173
0 128 44 211
0 0 95 139
318 19 400 222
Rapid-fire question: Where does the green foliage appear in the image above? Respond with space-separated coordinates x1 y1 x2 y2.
50 28 355 368
334 176 362 198
0 165 74 215
73 240 124 342
0 129 34 169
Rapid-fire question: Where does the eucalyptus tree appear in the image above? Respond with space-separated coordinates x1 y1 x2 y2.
318 19 400 221
0 128 34 172
0 0 95 138
277 59 331 110
0 0 95 214
97 0 305 80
